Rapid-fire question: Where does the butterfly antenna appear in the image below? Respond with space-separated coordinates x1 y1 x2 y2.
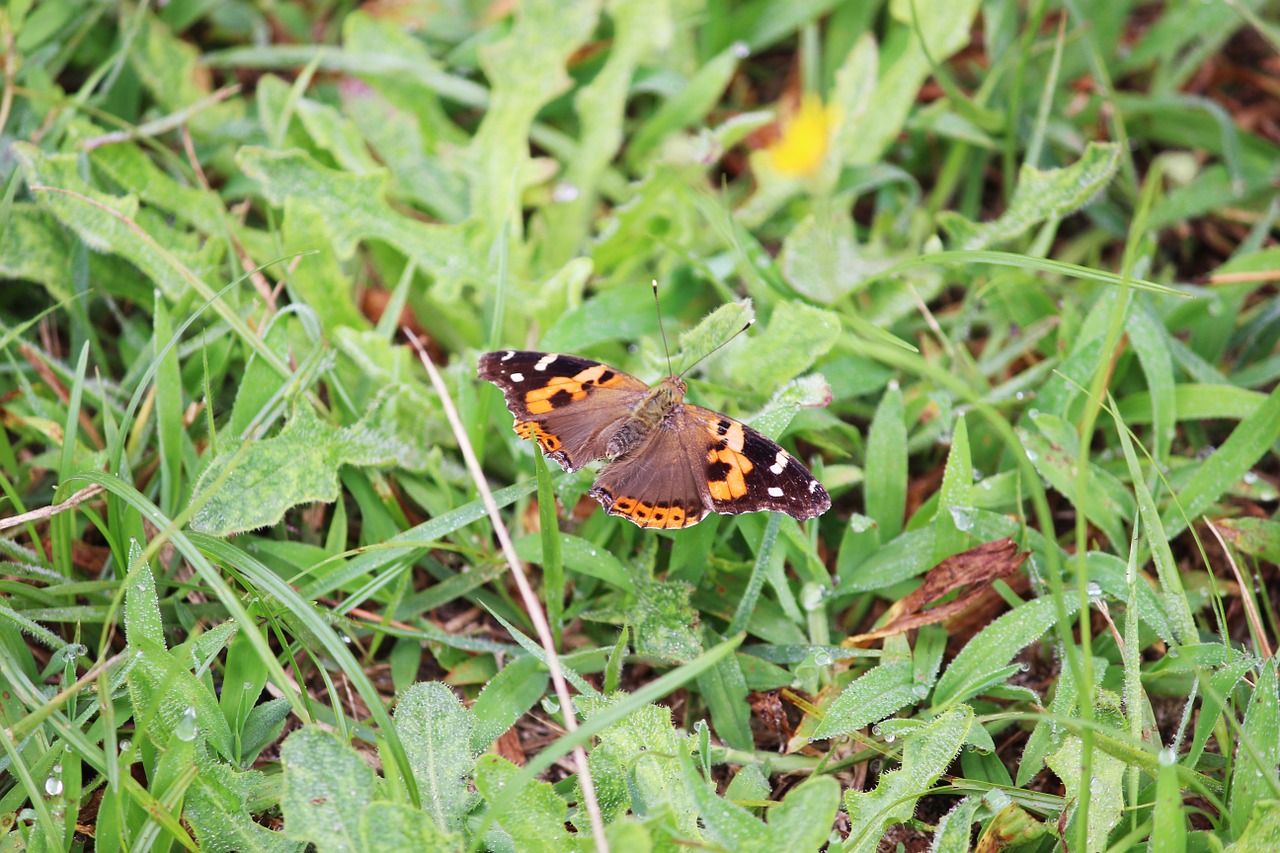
677 317 756 379
652 280 675 378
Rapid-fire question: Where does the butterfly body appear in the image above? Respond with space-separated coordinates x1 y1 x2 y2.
479 350 830 529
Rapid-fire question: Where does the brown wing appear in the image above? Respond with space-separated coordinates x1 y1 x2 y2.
588 419 711 529
478 350 649 472
679 404 830 521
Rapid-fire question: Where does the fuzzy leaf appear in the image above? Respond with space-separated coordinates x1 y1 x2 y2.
938 143 1122 250
280 727 374 853
394 682 477 836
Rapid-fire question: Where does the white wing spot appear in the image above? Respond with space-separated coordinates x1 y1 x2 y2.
501 350 515 361
510 372 524 382
534 353 559 371
809 480 820 493
768 487 785 498
770 449 790 474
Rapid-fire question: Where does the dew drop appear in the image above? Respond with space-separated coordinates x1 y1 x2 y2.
175 706 198 742
552 182 580 203
44 777 63 797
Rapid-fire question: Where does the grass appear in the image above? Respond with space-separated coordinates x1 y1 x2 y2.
2 1 1279 851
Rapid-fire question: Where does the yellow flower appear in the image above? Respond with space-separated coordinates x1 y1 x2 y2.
766 93 838 178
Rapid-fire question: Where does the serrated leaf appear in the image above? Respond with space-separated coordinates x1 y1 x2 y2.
938 142 1122 250
193 389 424 536
187 763 301 853
281 727 374 853
814 657 919 740
237 147 482 299
632 579 702 663
1046 691 1128 853
15 144 216 300
394 682 476 835
842 707 973 853
578 696 700 840
190 404 342 536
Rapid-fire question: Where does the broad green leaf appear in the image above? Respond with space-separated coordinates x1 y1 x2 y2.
1017 418 1133 549
15 144 220 300
814 655 918 740
937 143 1122 250
125 635 236 764
678 300 756 378
684 748 840 853
87 141 226 235
749 373 832 440
280 727 374 853
933 595 1082 711
931 795 983 853
236 147 483 299
469 0 600 236
0 207 71 299
841 707 973 853
932 414 973 562
723 301 841 389
187 762 301 853
1115 384 1266 425
358 802 462 853
192 390 423 536
470 657 549 754
760 776 841 850
1230 660 1280 834
1046 691 1128 853
1125 301 1177 463
129 17 243 133
780 207 882 304
393 683 476 836
473 754 583 853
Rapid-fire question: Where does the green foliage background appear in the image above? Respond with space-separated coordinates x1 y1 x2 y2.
2 0 1280 851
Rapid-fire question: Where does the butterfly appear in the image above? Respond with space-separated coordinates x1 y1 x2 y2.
478 349 830 529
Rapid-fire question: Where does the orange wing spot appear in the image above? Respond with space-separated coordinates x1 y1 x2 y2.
707 444 753 502
662 504 689 528
514 420 562 452
573 364 625 387
525 375 587 414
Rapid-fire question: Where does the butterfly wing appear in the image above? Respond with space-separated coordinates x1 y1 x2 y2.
478 350 649 472
588 420 711 529
680 405 831 520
